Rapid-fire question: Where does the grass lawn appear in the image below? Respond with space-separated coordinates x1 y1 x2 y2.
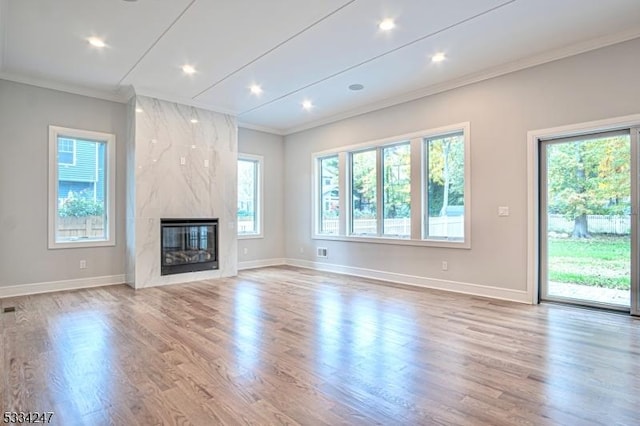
548 235 630 290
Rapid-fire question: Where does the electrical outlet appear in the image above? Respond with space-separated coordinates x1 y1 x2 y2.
317 247 328 258
442 261 448 271
498 206 510 217
299 247 304 254
180 156 186 165
243 247 248 255
80 260 87 269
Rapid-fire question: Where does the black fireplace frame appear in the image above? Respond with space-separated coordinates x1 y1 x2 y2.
160 218 219 276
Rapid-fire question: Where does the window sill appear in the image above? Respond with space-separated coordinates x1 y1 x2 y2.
311 234 470 249
48 239 115 250
238 233 264 240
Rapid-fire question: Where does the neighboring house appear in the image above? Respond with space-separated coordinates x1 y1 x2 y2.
57 137 105 204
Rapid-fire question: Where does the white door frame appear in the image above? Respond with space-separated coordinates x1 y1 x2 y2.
527 113 640 311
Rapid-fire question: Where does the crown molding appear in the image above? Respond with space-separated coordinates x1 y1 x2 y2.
282 28 640 136
132 87 239 117
0 70 128 103
1 25 638 136
237 121 285 136
116 84 136 103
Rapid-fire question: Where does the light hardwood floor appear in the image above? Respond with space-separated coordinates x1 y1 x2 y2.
1 266 639 425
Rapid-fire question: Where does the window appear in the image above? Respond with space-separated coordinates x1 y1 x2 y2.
237 154 263 238
351 149 377 235
312 123 470 248
48 126 115 248
58 138 76 165
425 132 465 240
383 143 411 238
318 155 339 235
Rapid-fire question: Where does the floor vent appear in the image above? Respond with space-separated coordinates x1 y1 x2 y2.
3 306 16 313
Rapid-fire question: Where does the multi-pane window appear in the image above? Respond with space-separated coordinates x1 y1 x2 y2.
318 155 339 235
49 126 115 248
425 132 465 240
351 149 377 235
58 139 75 165
237 155 263 237
313 123 469 247
383 143 411 237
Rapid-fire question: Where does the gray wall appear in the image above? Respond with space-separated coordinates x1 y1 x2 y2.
0 79 127 287
283 37 640 294
238 128 285 264
3 37 639 297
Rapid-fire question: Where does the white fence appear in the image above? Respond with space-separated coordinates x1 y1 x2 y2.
548 214 630 235
320 216 464 237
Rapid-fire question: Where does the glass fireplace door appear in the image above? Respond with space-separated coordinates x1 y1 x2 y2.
161 219 218 275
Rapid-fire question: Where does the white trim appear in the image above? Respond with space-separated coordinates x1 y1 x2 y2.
527 113 640 304
311 122 471 248
48 126 116 249
0 275 125 298
238 121 285 136
2 29 638 136
237 153 264 238
133 87 237 117
285 258 530 304
0 72 126 103
282 30 640 136
311 234 469 249
238 258 286 270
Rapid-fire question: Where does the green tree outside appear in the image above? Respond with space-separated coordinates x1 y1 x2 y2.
546 135 630 238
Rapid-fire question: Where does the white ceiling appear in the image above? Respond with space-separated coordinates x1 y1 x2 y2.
1 0 639 134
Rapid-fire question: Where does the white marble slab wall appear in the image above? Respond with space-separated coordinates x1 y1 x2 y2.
125 97 137 288
127 95 237 288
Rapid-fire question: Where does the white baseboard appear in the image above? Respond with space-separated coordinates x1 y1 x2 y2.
238 258 286 270
285 258 531 304
0 274 126 299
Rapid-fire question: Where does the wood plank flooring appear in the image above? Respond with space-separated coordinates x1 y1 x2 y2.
1 266 639 425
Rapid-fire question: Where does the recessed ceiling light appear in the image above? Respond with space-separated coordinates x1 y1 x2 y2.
182 64 196 75
88 37 106 48
250 84 263 95
379 19 395 31
432 52 446 63
349 83 364 91
302 100 313 110
190 118 199 123
135 108 143 113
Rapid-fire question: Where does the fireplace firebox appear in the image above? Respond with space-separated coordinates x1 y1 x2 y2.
160 219 218 276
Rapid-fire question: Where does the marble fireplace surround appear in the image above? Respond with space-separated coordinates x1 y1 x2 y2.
126 95 238 289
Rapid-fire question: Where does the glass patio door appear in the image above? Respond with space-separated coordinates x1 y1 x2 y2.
540 129 636 312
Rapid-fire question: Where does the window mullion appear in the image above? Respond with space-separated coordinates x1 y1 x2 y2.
410 137 422 240
338 152 347 236
376 147 383 236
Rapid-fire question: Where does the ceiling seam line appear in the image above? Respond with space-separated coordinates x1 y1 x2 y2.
117 0 197 86
238 0 517 117
192 0 358 99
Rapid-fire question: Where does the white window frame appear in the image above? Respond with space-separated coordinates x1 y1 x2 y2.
422 128 470 247
312 122 471 248
48 125 116 249
237 153 264 239
315 154 341 236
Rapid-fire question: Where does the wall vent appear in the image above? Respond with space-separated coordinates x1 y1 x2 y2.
317 247 328 258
